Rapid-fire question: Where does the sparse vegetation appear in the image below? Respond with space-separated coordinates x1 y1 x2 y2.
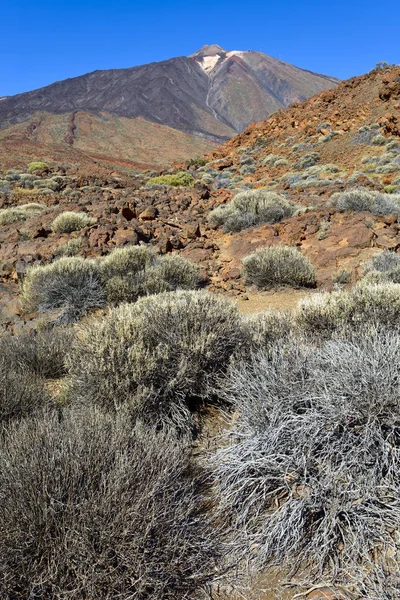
0 203 45 226
51 211 96 233
243 246 316 289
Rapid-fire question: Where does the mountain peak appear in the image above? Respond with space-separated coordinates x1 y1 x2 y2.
190 44 227 58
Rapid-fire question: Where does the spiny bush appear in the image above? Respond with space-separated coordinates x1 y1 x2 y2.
0 326 74 380
28 161 48 172
66 290 251 432
208 189 298 233
0 407 220 599
213 331 400 594
242 246 316 289
54 237 82 258
146 172 195 187
51 211 96 233
296 281 400 337
332 187 400 215
22 257 105 323
0 203 45 226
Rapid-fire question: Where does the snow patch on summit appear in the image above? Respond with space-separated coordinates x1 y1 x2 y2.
198 55 221 73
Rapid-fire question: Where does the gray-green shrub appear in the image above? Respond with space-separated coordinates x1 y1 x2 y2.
51 211 96 233
66 290 251 432
212 331 400 594
22 257 105 323
296 282 400 337
332 187 400 215
208 189 298 233
0 357 49 424
0 203 45 226
54 238 82 258
242 246 316 289
0 407 219 599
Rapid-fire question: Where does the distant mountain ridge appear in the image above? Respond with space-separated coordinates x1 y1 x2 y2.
0 45 339 169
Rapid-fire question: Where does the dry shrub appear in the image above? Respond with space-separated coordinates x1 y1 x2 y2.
0 407 219 599
213 331 400 595
21 247 203 321
363 249 400 284
0 357 49 425
332 187 400 215
66 290 250 432
0 203 45 226
51 211 96 233
0 326 74 379
208 189 298 233
22 257 105 323
296 282 400 337
243 246 316 289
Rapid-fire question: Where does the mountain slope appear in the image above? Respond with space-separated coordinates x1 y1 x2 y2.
0 45 339 169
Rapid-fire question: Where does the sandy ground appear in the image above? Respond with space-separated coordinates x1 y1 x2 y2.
235 288 318 315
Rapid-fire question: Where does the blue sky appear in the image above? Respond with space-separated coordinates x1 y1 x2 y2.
2 0 399 96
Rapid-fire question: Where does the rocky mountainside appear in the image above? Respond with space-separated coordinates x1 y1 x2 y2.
1 65 399 334
0 45 338 169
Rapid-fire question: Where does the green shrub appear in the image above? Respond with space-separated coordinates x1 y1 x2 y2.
296 282 400 337
0 203 45 226
208 189 298 233
54 238 82 258
146 172 195 187
371 134 387 145
66 291 251 431
186 157 208 167
243 246 316 289
28 161 48 172
51 211 96 233
100 247 203 304
0 407 219 599
22 257 105 323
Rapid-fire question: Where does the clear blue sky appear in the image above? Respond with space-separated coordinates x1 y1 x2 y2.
2 0 399 97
